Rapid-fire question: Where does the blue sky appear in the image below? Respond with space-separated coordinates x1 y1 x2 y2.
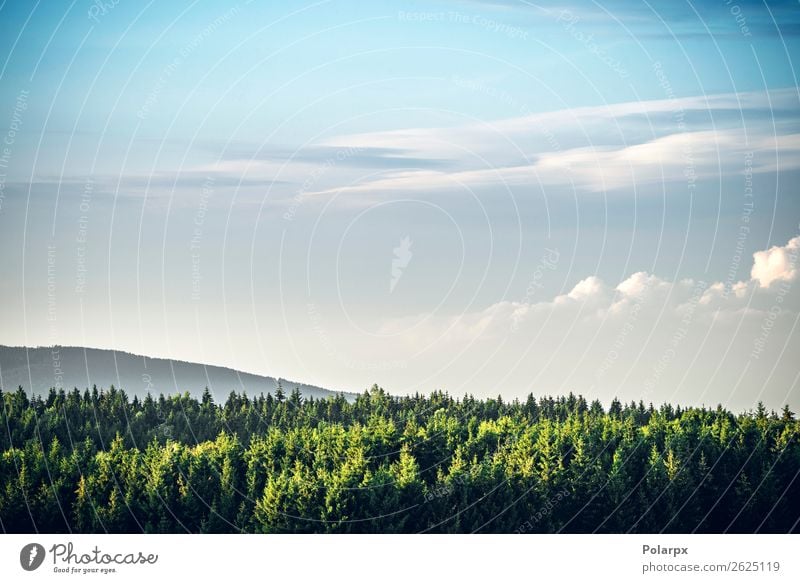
0 0 799 410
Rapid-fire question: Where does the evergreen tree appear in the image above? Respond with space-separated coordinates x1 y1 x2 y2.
0 384 797 533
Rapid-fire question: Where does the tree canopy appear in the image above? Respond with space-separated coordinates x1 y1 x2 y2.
1 384 797 533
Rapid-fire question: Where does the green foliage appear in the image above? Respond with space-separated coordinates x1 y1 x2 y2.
0 384 798 533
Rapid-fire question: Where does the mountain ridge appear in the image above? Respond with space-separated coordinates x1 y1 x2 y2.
0 345 353 400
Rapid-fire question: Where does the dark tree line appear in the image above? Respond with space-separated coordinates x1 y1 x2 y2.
1 384 798 533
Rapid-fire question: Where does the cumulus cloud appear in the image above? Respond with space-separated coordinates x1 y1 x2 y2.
751 237 800 288
565 276 607 301
616 271 661 297
341 235 800 412
501 237 798 331
379 236 799 353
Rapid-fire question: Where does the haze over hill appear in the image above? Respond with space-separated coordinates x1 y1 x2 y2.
0 345 352 400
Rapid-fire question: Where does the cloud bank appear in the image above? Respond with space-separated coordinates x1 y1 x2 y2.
297 235 800 412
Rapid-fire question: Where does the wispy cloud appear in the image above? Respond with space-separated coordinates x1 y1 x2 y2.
462 0 800 38
39 89 792 208
294 88 799 198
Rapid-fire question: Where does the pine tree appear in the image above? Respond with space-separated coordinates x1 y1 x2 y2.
274 382 285 403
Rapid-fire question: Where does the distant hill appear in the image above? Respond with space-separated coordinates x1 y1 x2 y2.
0 345 352 400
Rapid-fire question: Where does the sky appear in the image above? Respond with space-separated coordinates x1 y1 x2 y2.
0 0 799 411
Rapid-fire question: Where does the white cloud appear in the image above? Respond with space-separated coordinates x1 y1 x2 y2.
335 236 800 411
616 271 666 297
566 276 607 301
751 236 800 288
298 88 800 199
504 237 798 331
138 89 797 210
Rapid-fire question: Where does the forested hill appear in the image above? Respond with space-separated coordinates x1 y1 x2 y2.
0 345 349 400
1 385 798 534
